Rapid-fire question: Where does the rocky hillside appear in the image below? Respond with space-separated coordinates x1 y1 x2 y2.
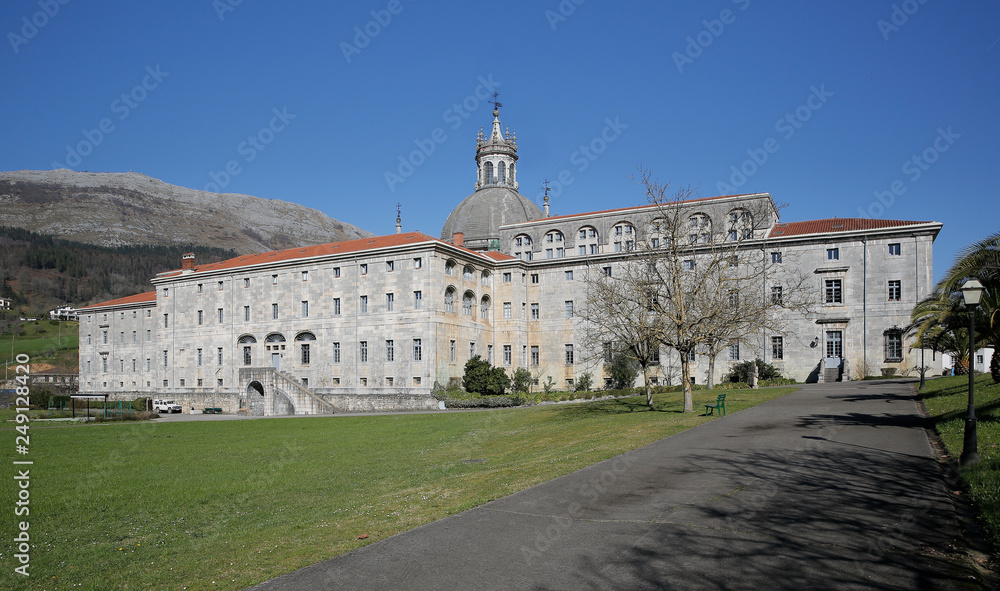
0 170 372 254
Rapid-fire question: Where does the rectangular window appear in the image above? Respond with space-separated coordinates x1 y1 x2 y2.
147 358 151 371
218 281 224 291
565 270 574 281
531 273 539 284
414 291 422 309
386 293 394 311
386 261 394 272
884 332 903 362
163 350 168 368
469 341 476 359
729 342 740 361
244 306 250 321
218 308 224 323
603 266 612 277
827 248 839 260
333 267 341 278
360 341 368 363
888 243 901 256
825 279 843 304
450 340 456 363
197 310 203 325
487 344 493 364
503 344 512 365
360 295 368 313
243 346 252 366
414 257 422 269
302 270 309 281
771 252 782 264
530 303 539 320
218 347 223 365
413 339 422 361
272 303 279 319
565 300 574 318
771 286 783 306
164 314 169 328
302 300 309 317
826 331 843 358
531 345 540 366
146 330 150 342
651 347 660 363
164 288 169 298
565 344 574 365
888 280 901 302
360 263 368 275
386 340 394 362
103 330 108 344
197 348 203 366
522 345 528 366
244 278 250 288
772 336 784 360
556 247 564 257
120 332 124 344
272 274 278 285
333 342 341 363
333 298 341 315
503 272 512 283
301 343 311 365
503 302 512 319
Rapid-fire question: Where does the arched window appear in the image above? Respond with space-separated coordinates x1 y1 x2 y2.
577 226 600 255
238 335 257 366
444 288 456 313
512 234 533 261
463 265 475 281
498 161 506 183
728 208 753 240
612 223 636 252
462 291 475 316
295 332 315 366
484 161 494 184
265 333 285 343
509 163 515 182
445 260 456 276
480 296 491 321
688 213 712 244
295 332 316 342
481 270 490 286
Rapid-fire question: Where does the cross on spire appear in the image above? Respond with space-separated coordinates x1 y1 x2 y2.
490 91 502 115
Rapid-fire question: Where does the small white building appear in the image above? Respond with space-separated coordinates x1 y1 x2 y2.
49 305 79 321
0 297 11 311
943 348 996 375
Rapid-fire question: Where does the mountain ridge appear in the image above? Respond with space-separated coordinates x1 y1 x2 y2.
0 169 373 254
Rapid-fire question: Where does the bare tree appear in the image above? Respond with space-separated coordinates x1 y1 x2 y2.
581 168 813 412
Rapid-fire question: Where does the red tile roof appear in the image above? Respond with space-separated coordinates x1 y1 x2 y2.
504 193 765 226
768 218 937 238
481 250 516 261
80 291 156 310
157 231 500 278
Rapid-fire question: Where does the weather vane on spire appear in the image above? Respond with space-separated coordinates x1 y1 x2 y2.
490 90 502 116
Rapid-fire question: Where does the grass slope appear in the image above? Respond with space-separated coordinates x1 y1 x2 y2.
919 375 1000 553
0 387 795 590
0 320 78 367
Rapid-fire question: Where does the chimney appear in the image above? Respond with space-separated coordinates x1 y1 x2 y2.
452 232 464 247
182 253 195 270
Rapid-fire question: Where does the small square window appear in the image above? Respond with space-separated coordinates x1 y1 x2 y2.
827 248 839 260
413 257 422 269
565 270 574 281
771 252 782 264
503 272 512 283
531 274 539 284
386 261 394 272
888 243 901 256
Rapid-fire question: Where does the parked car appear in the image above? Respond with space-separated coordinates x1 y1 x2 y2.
152 399 182 413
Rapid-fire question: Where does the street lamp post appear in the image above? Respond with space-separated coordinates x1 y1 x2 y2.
959 278 984 467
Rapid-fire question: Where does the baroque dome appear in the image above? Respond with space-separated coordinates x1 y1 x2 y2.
440 186 543 250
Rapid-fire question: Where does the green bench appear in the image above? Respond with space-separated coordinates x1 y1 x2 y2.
704 393 727 417
203 407 223 414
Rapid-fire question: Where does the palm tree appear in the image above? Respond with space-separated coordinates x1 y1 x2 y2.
917 231 1000 381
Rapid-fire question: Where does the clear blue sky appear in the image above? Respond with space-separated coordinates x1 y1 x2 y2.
2 0 997 282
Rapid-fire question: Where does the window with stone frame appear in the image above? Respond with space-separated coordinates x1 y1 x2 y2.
884 329 903 362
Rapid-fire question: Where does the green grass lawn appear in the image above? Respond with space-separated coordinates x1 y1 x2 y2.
0 320 79 366
0 387 795 590
919 375 1000 553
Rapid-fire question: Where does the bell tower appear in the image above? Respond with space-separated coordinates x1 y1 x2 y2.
474 92 518 191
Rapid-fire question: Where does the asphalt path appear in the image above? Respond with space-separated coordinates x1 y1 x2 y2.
246 381 993 590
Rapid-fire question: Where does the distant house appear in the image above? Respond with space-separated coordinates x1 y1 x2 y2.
28 369 79 393
49 305 79 321
0 297 11 311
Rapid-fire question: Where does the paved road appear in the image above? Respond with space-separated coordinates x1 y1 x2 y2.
247 381 993 590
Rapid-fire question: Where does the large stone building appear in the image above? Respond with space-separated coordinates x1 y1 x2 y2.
78 107 943 414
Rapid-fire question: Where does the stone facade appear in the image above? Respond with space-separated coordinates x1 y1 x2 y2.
78 110 943 414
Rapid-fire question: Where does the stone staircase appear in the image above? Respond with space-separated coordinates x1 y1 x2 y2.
273 370 336 415
239 367 335 415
